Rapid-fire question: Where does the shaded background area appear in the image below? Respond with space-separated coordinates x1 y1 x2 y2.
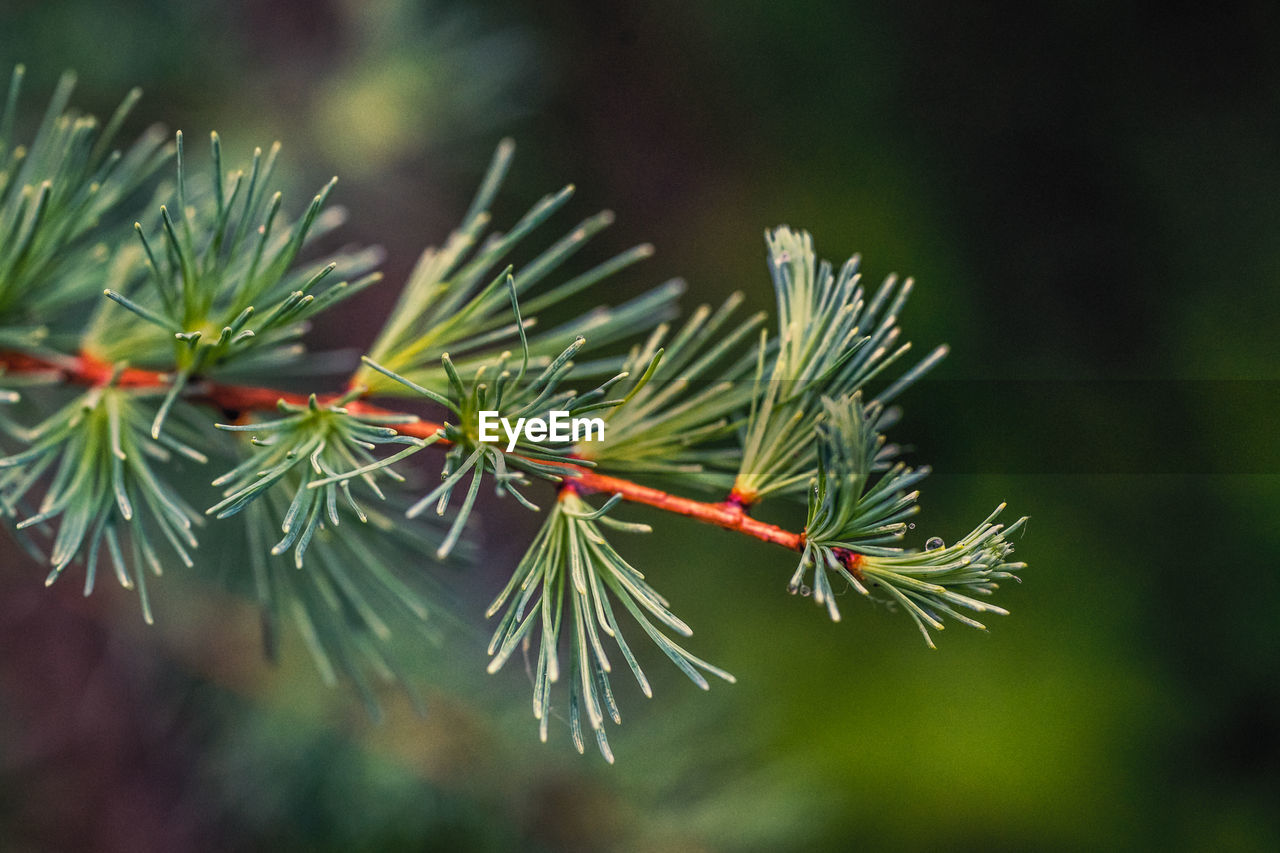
1 0 1278 849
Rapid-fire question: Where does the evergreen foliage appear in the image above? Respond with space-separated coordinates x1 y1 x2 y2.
0 67 1027 760
0 67 169 344
486 490 734 763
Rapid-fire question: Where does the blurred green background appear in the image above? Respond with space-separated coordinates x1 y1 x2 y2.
1 0 1277 850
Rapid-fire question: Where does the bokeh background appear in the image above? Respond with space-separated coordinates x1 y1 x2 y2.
2 0 1278 850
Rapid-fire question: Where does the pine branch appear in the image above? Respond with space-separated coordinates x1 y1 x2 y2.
0 348 829 558
0 67 1030 758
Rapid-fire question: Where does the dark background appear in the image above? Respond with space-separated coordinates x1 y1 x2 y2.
1 1 1277 849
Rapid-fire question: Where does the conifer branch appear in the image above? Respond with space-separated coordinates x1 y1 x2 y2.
0 348 829 556
0 64 1029 758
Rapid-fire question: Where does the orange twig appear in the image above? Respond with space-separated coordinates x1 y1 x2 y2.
1 349 863 570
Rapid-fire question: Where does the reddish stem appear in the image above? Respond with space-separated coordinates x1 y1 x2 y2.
1 349 864 568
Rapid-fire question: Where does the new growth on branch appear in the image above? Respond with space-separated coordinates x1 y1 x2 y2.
0 66 1027 763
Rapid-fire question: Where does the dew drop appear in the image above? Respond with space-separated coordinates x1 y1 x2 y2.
799 584 812 597
925 536 945 551
908 523 916 530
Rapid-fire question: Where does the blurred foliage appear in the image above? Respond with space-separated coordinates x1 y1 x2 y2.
1 0 1278 851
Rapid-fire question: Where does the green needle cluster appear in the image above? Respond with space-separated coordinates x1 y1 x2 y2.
796 393 1026 638
0 383 205 622
91 130 382 436
356 320 647 559
357 138 679 394
0 66 168 343
734 226 947 502
486 490 734 763
209 391 426 567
